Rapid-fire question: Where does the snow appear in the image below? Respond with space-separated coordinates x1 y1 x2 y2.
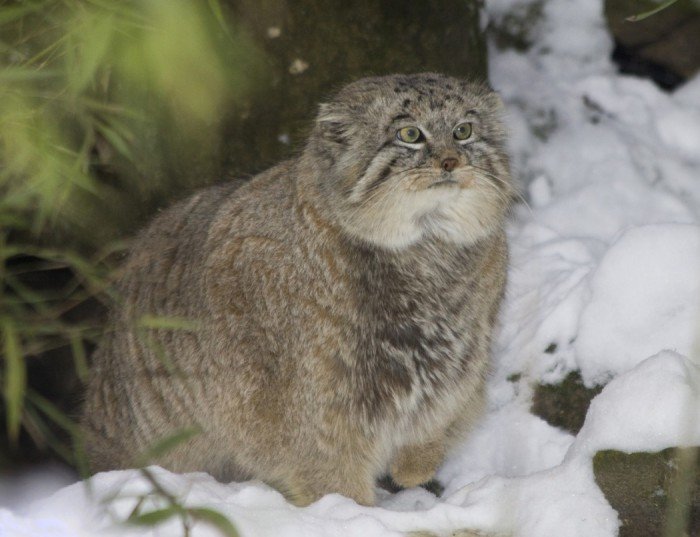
574 351 700 456
576 225 700 386
2 0 699 535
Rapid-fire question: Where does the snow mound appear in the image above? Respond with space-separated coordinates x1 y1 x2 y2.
576 225 700 386
576 351 700 455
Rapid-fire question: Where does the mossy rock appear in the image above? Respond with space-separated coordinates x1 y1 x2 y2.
594 448 700 537
531 370 603 434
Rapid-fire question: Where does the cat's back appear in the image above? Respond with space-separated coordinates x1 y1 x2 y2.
117 163 297 314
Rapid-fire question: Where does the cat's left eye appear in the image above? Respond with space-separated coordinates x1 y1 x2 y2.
396 126 424 144
453 122 473 141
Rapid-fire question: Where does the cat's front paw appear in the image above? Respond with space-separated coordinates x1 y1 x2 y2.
390 440 445 489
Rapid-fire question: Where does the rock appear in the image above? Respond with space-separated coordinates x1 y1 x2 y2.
220 0 486 176
606 0 700 88
594 448 700 537
531 371 603 434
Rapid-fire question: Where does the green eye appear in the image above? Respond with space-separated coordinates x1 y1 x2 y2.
453 122 473 141
397 126 423 144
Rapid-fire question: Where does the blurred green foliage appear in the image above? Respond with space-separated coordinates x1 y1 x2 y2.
0 0 262 247
0 1 264 533
0 0 262 474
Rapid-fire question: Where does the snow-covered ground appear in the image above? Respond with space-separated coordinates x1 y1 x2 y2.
2 0 699 535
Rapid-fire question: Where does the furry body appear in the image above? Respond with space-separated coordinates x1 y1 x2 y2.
82 73 512 506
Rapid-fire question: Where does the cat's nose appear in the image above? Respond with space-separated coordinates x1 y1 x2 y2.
441 157 459 172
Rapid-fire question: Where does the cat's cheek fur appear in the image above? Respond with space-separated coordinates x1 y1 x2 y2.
423 190 507 245
340 190 433 249
339 188 505 250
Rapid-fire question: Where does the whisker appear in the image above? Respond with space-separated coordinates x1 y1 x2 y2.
470 165 532 214
470 170 517 208
474 176 513 209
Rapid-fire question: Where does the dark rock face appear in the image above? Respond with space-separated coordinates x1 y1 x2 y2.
606 0 700 90
594 448 700 537
221 0 487 176
531 371 603 435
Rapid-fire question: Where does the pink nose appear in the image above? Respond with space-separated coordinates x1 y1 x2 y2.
441 157 458 172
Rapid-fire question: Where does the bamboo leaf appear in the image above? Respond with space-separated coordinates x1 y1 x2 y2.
71 430 92 480
128 506 181 526
0 2 49 26
21 404 74 463
26 389 78 435
626 0 680 21
0 212 29 229
189 507 240 537
1 318 26 443
138 315 200 332
207 0 234 41
66 12 115 94
140 334 180 376
134 427 202 467
94 117 134 160
0 67 59 82
4 276 54 314
69 331 89 383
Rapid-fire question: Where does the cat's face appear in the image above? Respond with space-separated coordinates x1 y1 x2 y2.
306 73 513 250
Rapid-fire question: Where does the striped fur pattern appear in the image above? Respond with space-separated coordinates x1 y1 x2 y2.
82 73 513 506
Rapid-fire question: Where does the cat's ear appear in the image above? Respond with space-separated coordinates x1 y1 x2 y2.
485 91 505 111
315 102 351 145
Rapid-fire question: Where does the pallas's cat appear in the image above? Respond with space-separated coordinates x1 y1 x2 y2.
82 73 513 506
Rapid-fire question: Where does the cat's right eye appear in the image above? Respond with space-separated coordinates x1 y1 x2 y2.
396 126 424 144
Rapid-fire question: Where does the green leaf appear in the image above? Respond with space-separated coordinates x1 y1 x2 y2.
626 0 680 21
0 246 105 289
134 427 202 467
94 117 134 161
21 405 75 463
138 315 200 332
1 318 26 443
4 276 54 314
189 507 240 537
66 12 115 94
0 2 50 26
26 389 78 435
0 215 28 228
71 431 92 480
0 67 59 82
69 331 89 383
207 0 234 41
128 506 181 526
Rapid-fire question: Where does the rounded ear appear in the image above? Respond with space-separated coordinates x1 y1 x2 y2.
316 102 341 123
474 83 505 113
487 91 505 111
315 102 350 145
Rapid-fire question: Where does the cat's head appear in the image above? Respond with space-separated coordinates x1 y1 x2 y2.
304 73 513 250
